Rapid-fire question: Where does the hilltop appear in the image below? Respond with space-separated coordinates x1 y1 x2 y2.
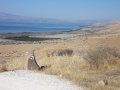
70 19 120 34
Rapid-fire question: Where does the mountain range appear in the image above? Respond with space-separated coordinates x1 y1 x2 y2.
0 12 108 25
0 12 63 22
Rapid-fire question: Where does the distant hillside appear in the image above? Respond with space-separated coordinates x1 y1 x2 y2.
0 12 65 23
0 12 105 26
90 19 120 34
70 19 120 34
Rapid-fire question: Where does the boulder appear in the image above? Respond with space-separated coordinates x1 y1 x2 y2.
25 55 40 70
98 80 108 86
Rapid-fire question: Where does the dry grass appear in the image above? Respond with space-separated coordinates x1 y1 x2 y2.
0 61 7 72
0 56 27 72
84 47 120 70
0 44 44 72
34 35 120 90
0 34 120 89
35 47 120 89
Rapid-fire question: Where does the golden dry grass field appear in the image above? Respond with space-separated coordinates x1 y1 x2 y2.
0 34 120 90
34 34 120 90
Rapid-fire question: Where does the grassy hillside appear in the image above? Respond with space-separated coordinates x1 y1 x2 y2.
34 34 120 90
70 19 120 35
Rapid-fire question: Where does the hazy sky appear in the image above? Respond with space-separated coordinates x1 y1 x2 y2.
0 0 120 20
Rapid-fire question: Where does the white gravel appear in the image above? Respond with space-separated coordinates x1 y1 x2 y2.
0 70 82 90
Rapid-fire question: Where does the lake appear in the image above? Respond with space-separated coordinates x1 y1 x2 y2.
0 21 80 33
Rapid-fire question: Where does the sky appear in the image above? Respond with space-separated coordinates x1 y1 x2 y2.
0 0 120 20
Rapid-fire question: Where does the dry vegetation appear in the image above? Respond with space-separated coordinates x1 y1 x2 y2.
84 47 120 70
0 44 45 71
0 34 120 90
34 34 120 90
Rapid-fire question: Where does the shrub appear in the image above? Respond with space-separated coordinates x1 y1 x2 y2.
45 49 73 57
84 47 120 70
57 49 73 56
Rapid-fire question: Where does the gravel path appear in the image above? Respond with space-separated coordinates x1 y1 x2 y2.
0 70 82 90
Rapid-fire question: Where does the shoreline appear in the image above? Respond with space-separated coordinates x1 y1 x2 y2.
0 29 84 42
0 29 74 34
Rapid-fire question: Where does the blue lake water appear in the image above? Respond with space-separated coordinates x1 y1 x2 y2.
0 21 80 33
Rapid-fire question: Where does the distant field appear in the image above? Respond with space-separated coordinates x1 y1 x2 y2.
5 36 60 41
0 32 81 42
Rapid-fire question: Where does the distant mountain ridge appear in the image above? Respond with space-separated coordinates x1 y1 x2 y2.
0 12 64 22
0 12 107 25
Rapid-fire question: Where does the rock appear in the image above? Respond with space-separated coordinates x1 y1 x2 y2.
59 74 63 78
25 55 40 70
98 80 108 86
